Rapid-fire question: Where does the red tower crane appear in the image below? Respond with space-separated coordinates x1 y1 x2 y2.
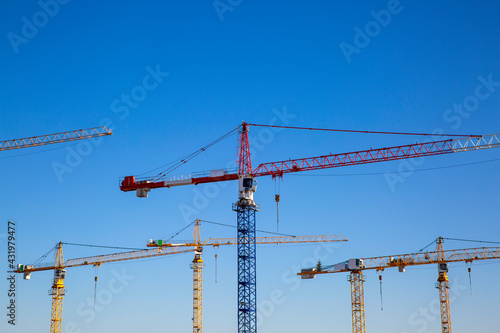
120 122 500 333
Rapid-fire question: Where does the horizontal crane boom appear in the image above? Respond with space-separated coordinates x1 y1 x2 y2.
0 126 112 151
120 134 500 196
16 246 194 273
298 246 500 276
253 134 500 178
147 234 348 247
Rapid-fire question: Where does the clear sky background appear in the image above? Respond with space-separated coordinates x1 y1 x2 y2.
1 1 500 332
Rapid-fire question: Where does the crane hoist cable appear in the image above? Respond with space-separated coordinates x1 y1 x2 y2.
93 264 100 309
378 271 384 311
467 263 473 296
214 247 218 284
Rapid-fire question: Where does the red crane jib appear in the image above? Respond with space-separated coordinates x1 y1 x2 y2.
120 138 455 192
251 139 454 177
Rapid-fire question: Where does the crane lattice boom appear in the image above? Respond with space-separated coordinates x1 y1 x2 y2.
0 126 112 151
16 246 194 273
120 133 500 194
305 246 500 275
148 234 347 247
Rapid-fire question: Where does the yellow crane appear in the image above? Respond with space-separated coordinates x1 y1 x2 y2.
0 126 112 151
15 242 194 333
298 237 500 333
148 219 348 333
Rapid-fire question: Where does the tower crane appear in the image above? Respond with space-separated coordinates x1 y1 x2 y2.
14 242 194 333
147 218 348 333
120 121 500 333
298 237 500 333
0 126 112 151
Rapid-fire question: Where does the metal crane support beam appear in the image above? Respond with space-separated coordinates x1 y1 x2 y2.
305 247 500 276
16 246 195 273
0 126 112 151
49 289 64 333
348 271 366 333
238 122 252 175
192 254 203 333
451 134 500 152
49 243 66 333
236 206 257 333
148 234 348 247
120 134 500 193
252 134 500 178
437 276 452 333
204 234 347 246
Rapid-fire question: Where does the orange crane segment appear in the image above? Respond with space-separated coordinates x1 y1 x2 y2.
0 126 112 151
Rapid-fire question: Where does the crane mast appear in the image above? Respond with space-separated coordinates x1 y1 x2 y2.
348 271 365 333
436 237 452 333
192 251 203 333
233 123 258 332
49 242 66 333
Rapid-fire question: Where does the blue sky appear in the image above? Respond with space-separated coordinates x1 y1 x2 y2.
1 1 500 332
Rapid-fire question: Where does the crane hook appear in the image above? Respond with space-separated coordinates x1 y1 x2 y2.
379 272 384 311
93 264 101 309
467 264 472 296
275 177 281 238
